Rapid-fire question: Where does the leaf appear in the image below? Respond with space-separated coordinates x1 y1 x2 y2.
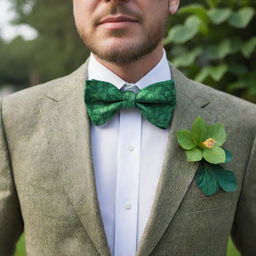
195 67 211 83
191 116 208 144
179 4 208 23
242 37 256 58
228 7 255 28
228 63 248 76
195 164 219 196
196 163 238 195
195 65 228 83
204 38 242 61
209 164 238 192
186 147 202 162
218 39 232 59
166 15 201 44
176 129 196 150
227 80 247 92
179 4 205 14
217 169 237 192
224 149 233 163
229 37 243 53
207 8 232 24
210 64 228 82
202 146 226 164
207 123 227 146
172 47 202 67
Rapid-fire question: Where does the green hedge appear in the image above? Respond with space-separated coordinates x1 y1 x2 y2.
165 1 256 103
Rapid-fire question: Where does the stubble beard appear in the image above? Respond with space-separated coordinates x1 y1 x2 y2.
78 11 169 64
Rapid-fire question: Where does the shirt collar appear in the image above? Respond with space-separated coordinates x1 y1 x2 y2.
88 49 171 90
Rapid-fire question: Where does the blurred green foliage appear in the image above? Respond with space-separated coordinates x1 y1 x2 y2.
1 0 88 90
165 0 256 103
0 37 34 89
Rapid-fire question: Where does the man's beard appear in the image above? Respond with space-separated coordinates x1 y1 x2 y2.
77 6 169 64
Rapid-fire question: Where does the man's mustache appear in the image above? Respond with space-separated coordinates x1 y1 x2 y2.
93 5 142 25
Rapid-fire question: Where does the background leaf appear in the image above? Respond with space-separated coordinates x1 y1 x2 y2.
207 8 232 24
166 15 201 44
164 2 256 104
242 36 256 57
228 7 255 28
173 47 202 67
195 65 228 82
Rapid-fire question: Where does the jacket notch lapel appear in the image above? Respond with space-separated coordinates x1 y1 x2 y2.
40 62 112 256
135 65 217 256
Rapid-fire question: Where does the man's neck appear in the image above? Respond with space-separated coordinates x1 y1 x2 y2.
93 44 164 83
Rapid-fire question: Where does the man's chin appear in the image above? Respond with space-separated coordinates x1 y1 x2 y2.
89 43 147 64
91 49 140 64
84 33 162 64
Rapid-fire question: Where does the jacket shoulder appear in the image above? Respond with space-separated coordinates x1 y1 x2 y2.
194 79 255 112
1 61 87 116
194 80 256 137
171 65 256 137
2 73 72 106
173 66 256 116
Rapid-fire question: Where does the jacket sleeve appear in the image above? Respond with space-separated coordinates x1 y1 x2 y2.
231 134 256 255
0 98 24 255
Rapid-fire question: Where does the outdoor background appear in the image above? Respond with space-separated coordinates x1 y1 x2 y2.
0 0 255 255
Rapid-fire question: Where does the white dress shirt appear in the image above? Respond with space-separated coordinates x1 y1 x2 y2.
88 50 172 256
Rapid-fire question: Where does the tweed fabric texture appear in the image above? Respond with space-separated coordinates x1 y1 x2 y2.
0 59 255 256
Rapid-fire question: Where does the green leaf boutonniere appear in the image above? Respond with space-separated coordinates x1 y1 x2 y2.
176 116 238 196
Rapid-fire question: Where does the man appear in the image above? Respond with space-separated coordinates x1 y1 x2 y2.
0 0 255 255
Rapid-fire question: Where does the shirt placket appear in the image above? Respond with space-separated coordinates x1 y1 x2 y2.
114 84 141 256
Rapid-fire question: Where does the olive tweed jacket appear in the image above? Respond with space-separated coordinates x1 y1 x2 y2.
0 60 256 256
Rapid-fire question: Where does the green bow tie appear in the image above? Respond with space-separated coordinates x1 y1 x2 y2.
84 79 176 129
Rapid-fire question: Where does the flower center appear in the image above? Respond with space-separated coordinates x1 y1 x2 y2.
201 138 216 149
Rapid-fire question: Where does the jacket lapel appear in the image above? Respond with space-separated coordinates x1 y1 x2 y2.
40 60 217 256
40 60 112 256
135 64 217 256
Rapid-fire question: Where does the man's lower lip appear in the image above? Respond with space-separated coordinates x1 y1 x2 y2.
98 21 138 29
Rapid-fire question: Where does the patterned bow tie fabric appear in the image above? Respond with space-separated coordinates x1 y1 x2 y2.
84 79 176 129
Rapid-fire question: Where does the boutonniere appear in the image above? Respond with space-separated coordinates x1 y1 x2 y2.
176 116 238 196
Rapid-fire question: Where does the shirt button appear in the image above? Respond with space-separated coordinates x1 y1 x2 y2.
127 145 134 152
124 202 132 210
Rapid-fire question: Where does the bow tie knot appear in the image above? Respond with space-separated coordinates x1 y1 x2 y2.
123 90 136 108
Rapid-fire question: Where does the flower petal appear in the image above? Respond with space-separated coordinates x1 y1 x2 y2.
176 129 196 150
186 147 203 162
202 146 226 164
191 116 208 145
207 123 227 146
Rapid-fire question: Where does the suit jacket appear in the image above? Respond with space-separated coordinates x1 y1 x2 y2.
0 60 256 256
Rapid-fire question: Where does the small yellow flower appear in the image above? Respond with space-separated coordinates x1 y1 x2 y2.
201 138 216 149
